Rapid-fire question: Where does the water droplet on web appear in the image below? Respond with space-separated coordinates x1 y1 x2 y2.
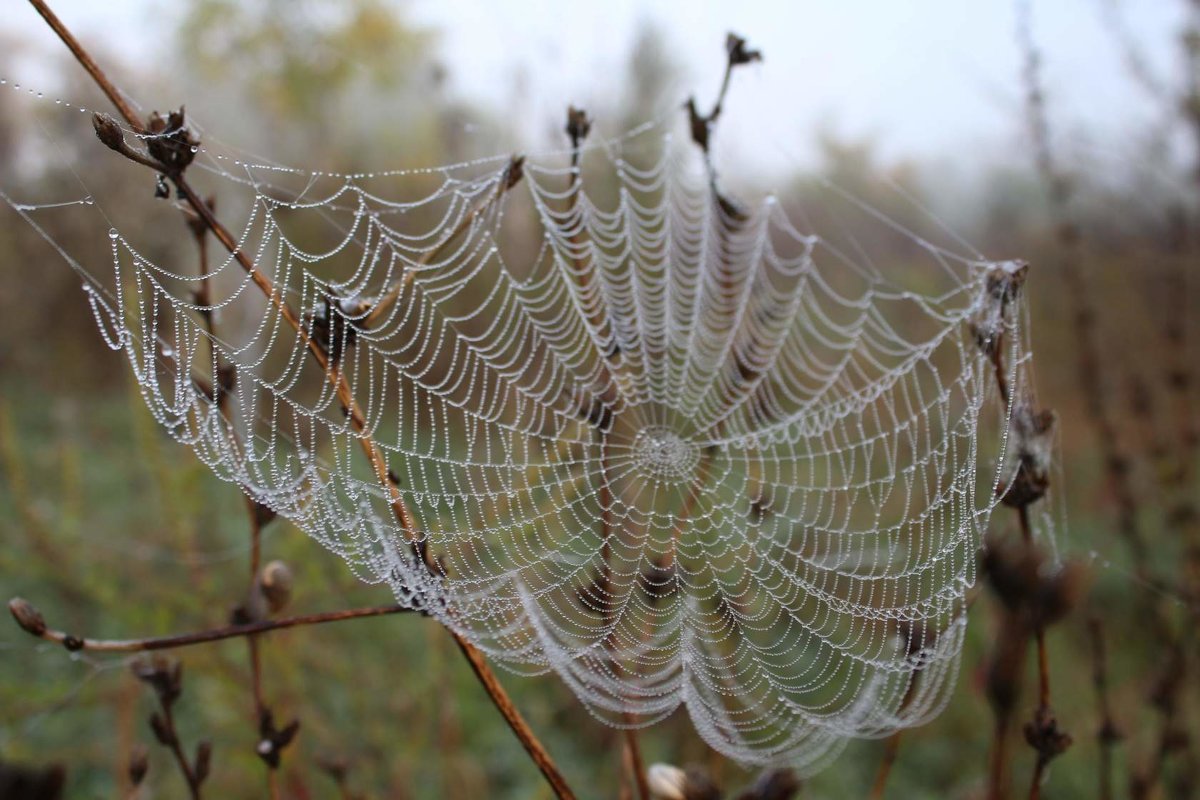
108 228 119 239
83 196 94 205
190 145 199 153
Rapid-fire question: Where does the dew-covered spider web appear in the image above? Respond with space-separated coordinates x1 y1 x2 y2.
6 97 1042 770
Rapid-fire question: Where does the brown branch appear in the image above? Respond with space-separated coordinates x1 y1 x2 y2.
451 630 577 800
28 0 143 131
31 3 576 796
10 596 414 653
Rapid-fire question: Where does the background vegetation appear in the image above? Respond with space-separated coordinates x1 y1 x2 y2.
1 1 1197 797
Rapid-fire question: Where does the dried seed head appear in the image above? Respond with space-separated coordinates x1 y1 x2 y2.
566 106 592 149
1023 705 1072 763
999 404 1056 508
148 711 174 746
725 33 762 67
259 560 293 615
92 112 125 152
9 597 47 637
132 655 183 707
127 743 149 786
145 107 199 173
193 740 213 785
686 97 710 152
646 763 687 800
504 155 525 190
971 260 1028 355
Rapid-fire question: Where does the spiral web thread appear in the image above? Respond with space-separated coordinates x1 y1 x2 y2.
12 114 1037 770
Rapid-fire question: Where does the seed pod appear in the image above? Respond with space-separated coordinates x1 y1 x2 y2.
194 740 212 785
8 597 47 637
259 560 293 615
127 743 149 786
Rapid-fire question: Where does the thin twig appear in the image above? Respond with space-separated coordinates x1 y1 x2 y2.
11 597 414 652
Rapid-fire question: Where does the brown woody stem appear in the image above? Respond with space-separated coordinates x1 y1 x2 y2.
13 600 414 652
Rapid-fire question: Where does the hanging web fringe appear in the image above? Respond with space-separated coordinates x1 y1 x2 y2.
36 115 1035 769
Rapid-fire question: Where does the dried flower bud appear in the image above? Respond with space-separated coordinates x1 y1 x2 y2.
128 743 149 786
145 107 199 173
566 106 591 148
686 97 710 152
504 155 525 191
148 711 174 747
971 260 1028 355
1000 404 1056 508
132 655 183 707
9 597 47 637
92 112 125 152
647 763 687 800
194 740 212 785
725 33 762 66
256 709 300 769
1023 705 1072 763
259 560 293 615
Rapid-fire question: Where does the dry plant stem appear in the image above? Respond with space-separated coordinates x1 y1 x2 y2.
28 5 576 796
1088 618 1117 800
23 604 415 652
159 700 202 799
868 678 921 800
868 733 903 800
989 713 1015 800
451 631 577 800
622 728 650 800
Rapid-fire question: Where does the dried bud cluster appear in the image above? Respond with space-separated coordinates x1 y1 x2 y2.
8 597 47 637
92 112 126 153
970 260 1029 356
983 536 1086 629
1000 403 1057 508
725 33 763 67
566 106 592 149
127 743 149 787
145 107 199 173
259 560 293 615
256 709 301 769
132 655 184 709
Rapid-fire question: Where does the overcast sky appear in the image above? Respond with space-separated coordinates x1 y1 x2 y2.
3 0 1189 177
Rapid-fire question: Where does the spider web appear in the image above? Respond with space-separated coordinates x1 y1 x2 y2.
7 105 1038 770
